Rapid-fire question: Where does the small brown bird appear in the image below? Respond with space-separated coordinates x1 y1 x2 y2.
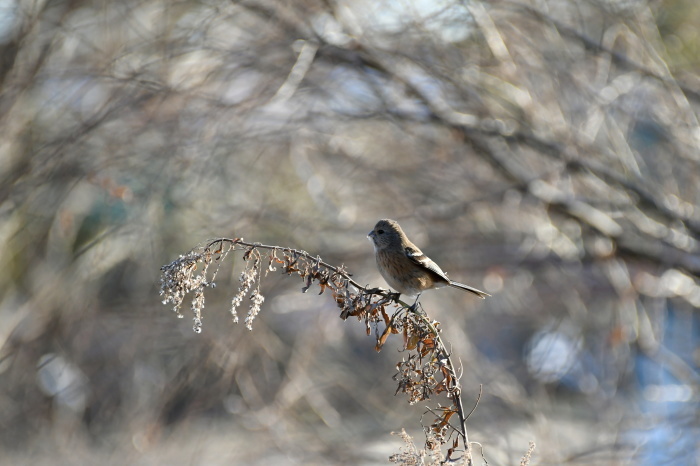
368 219 489 299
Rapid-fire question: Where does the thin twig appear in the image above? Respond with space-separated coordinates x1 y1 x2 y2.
208 238 385 296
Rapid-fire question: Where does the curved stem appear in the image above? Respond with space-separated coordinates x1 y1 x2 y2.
209 238 367 290
418 313 472 463
204 238 472 461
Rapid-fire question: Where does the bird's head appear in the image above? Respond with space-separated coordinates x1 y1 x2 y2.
368 219 404 251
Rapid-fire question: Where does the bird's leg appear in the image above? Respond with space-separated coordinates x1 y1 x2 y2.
408 292 422 312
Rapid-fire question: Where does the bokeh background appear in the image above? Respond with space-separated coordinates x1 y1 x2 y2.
1 0 700 464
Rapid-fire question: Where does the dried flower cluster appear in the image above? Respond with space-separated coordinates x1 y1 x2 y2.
159 249 216 333
159 238 477 462
389 429 428 465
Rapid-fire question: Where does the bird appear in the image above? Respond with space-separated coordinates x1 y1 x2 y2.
368 219 489 301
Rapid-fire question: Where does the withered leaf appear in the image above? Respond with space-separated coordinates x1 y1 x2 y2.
375 323 393 352
440 366 452 384
301 274 313 293
426 438 439 450
407 333 420 350
380 308 390 326
432 419 446 432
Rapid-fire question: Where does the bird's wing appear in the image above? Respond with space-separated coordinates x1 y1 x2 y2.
404 246 450 282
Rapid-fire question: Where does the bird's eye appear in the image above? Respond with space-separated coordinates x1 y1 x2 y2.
377 229 384 235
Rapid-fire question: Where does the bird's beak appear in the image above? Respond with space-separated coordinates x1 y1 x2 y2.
367 230 375 239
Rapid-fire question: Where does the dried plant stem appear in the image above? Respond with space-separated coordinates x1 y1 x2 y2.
207 237 370 290
418 313 473 463
161 237 480 462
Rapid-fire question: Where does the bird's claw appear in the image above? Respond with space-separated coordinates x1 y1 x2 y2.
366 287 401 303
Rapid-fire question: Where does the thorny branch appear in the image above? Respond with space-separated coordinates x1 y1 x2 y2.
160 237 480 463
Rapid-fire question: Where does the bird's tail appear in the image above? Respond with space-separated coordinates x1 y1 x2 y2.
448 281 490 299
